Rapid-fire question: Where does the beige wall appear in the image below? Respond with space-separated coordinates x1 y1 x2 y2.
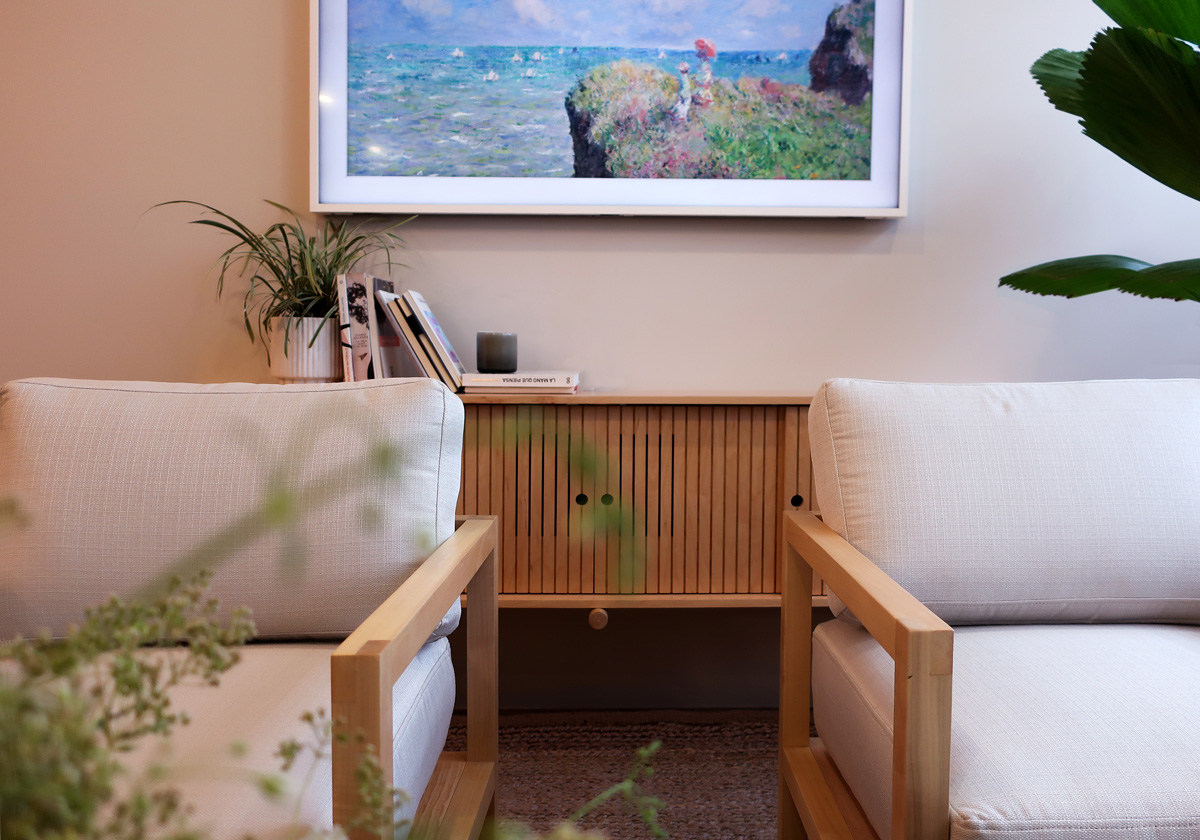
3 0 1197 709
3 1 1199 391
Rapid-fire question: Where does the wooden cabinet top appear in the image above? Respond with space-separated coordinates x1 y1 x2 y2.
458 390 814 406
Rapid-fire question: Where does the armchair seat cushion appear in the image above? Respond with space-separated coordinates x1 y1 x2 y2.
121 638 455 839
813 618 1200 840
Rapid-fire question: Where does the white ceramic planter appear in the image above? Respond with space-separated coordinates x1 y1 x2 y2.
268 316 342 384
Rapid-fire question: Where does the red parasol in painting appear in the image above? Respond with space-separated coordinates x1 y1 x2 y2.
695 37 716 58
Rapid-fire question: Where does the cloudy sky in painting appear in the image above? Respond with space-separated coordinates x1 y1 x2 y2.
348 0 838 50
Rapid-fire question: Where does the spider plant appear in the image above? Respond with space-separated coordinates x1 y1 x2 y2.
162 200 408 360
999 0 1200 303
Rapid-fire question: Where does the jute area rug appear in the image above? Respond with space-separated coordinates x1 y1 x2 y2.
446 710 779 840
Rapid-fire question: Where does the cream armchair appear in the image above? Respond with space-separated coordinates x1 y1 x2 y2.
780 378 1200 840
0 377 497 840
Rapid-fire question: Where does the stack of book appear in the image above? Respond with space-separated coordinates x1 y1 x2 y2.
336 275 580 394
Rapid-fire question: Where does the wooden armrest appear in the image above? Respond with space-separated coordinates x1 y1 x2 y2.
785 512 951 665
781 511 952 840
332 514 499 840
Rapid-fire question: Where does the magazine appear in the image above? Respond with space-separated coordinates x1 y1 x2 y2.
341 273 374 381
335 275 355 382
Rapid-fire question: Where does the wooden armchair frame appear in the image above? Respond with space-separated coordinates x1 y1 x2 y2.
333 515 499 840
779 511 954 840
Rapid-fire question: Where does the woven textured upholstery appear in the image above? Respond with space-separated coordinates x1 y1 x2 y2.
809 378 1200 624
813 618 1200 840
0 378 464 640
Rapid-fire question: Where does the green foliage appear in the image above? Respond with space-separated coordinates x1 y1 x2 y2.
1003 0 1200 300
0 495 28 532
0 573 254 840
1078 27 1200 203
1 415 668 840
1029 2 1200 201
348 740 410 837
133 436 404 602
1031 48 1086 116
0 408 407 839
494 741 668 840
0 676 113 839
1000 254 1200 301
567 61 870 180
1091 0 1200 45
567 741 667 838
273 708 410 838
159 200 409 361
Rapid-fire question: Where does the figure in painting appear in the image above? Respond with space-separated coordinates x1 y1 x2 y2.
692 38 716 106
672 62 692 122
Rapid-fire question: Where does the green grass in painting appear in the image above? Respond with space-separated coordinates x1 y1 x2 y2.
567 60 871 180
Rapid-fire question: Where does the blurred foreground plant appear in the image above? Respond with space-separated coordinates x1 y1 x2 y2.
0 573 254 840
0 407 407 839
454 741 667 840
0 419 669 840
564 741 667 839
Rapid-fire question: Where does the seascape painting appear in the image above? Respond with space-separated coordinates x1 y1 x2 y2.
346 0 875 181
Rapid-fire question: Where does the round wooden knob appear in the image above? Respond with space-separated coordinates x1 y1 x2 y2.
588 608 609 630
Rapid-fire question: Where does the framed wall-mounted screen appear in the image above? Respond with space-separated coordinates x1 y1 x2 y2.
310 0 910 217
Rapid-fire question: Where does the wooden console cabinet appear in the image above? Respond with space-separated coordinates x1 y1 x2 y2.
456 392 819 608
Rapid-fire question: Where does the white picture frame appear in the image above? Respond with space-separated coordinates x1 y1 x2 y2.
309 0 911 217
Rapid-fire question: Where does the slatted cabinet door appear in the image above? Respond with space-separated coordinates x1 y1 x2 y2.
458 394 819 605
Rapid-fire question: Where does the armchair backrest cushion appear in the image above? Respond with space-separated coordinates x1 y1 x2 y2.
0 378 463 640
810 378 1200 624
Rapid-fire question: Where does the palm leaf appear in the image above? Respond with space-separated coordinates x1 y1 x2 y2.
1076 26 1200 201
1032 48 1087 117
1000 254 1200 302
1092 0 1200 46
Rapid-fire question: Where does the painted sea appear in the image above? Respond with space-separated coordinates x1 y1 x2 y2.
348 44 814 178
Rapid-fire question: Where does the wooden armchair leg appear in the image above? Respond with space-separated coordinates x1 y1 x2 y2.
479 795 498 840
780 776 808 840
466 542 500 840
780 542 814 840
466 545 498 766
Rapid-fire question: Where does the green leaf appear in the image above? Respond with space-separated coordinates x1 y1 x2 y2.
1001 254 1150 297
1092 0 1200 46
158 200 408 360
1076 27 1200 201
1000 254 1200 302
1033 48 1087 116
1126 258 1200 298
